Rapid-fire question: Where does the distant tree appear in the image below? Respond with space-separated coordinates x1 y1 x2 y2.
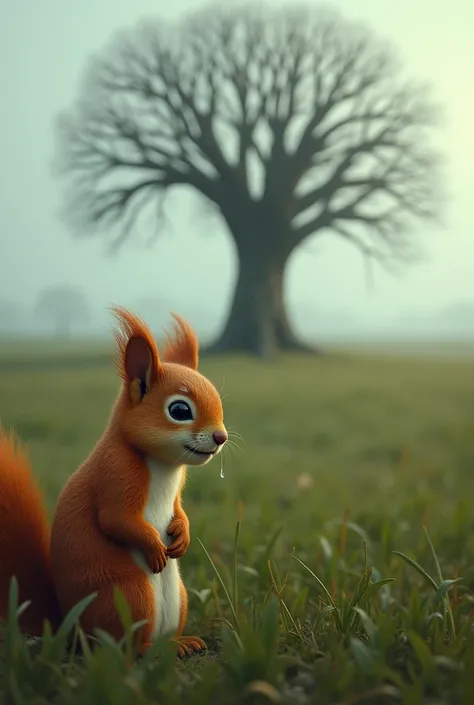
0 300 24 334
442 301 474 322
55 2 443 357
441 302 474 335
35 285 90 338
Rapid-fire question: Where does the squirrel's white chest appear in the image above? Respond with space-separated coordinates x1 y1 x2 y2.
142 461 182 544
131 460 183 639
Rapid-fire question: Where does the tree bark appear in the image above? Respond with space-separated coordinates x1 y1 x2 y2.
204 241 318 358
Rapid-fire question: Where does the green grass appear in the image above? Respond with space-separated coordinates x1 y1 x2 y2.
1 342 474 704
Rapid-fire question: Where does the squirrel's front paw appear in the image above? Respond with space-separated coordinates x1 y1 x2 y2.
167 517 190 559
146 540 168 574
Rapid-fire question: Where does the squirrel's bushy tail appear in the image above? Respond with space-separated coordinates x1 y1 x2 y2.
0 430 61 635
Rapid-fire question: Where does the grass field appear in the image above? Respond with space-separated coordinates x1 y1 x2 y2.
1 340 474 704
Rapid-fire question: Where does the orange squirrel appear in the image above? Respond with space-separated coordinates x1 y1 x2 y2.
0 307 227 656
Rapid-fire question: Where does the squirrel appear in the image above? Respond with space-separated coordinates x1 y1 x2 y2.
0 306 228 657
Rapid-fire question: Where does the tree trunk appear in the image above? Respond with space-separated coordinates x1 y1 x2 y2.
55 315 71 339
205 244 318 358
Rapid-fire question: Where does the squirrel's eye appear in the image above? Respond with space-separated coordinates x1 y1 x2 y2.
168 400 193 422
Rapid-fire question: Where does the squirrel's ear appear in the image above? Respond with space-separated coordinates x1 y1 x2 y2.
111 305 161 402
162 313 199 370
124 336 158 404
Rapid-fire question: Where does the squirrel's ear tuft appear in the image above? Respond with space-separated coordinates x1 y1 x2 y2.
162 313 199 370
110 306 161 396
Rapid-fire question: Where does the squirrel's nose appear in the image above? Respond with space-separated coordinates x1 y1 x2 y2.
213 430 228 446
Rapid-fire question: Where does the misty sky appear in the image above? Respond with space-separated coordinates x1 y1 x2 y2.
1 0 473 331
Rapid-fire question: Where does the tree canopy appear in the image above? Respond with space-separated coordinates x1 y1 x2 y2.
55 2 443 356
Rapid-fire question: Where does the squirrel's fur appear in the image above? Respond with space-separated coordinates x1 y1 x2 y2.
0 307 227 656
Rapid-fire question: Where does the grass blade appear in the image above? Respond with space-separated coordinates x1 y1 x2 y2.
197 536 239 632
232 520 240 620
422 525 443 584
293 555 343 633
293 556 337 609
392 551 438 591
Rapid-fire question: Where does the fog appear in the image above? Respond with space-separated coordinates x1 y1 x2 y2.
0 0 473 344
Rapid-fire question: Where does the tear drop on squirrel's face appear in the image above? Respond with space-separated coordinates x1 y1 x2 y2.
111 307 227 468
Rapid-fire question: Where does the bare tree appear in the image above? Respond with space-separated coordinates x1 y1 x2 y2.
55 2 443 357
35 285 90 338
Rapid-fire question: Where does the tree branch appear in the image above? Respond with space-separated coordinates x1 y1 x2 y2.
56 2 442 262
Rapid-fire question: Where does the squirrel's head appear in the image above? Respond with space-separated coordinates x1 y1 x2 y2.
111 306 227 467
